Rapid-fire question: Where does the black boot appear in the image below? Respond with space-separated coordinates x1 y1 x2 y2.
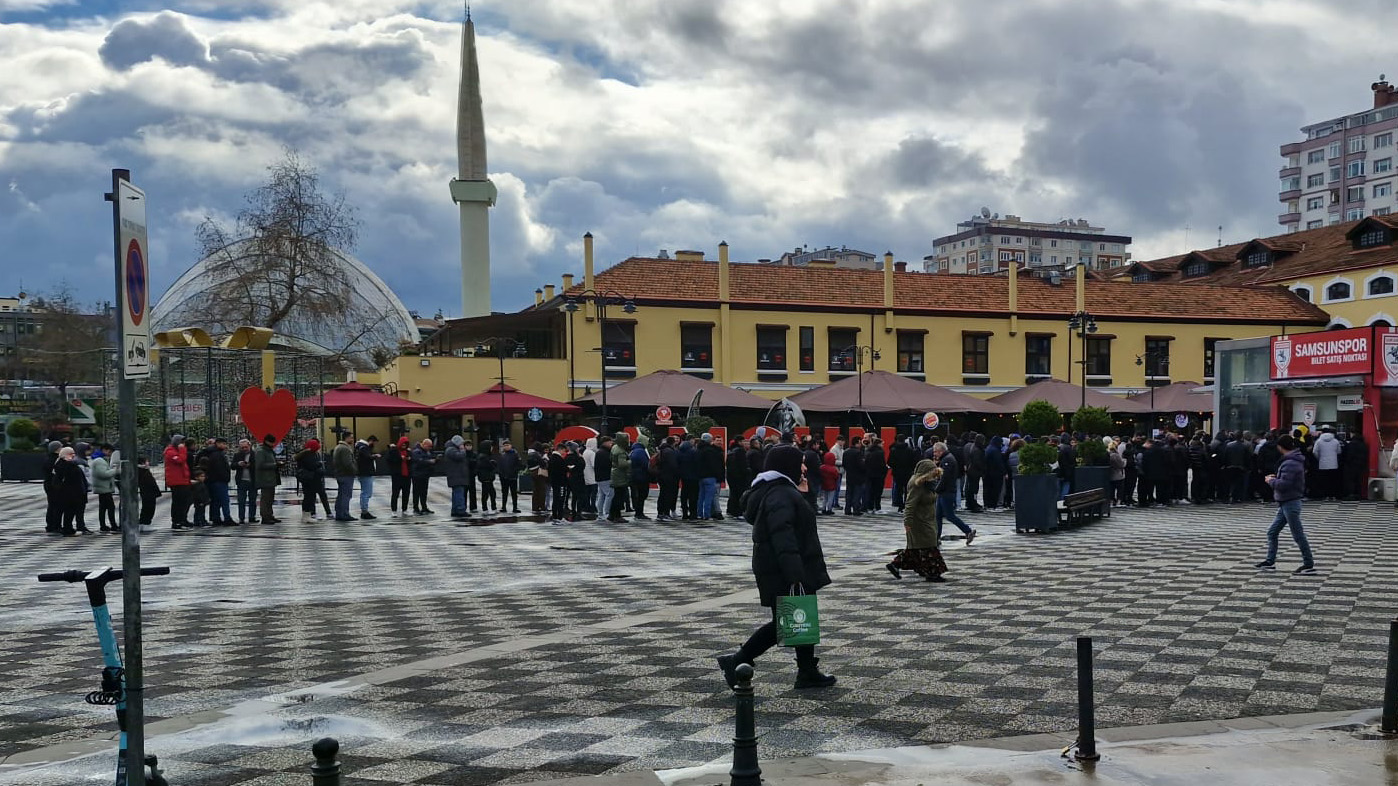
716 653 739 689
794 654 836 689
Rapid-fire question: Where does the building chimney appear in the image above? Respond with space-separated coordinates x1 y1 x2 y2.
675 249 705 262
883 251 895 333
544 284 555 301
1075 261 1086 314
718 242 730 302
1008 261 1019 336
1375 78 1395 109
534 288 544 306
894 261 907 273
583 232 595 320
562 273 574 290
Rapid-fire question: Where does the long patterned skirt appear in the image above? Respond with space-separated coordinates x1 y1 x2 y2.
891 547 947 580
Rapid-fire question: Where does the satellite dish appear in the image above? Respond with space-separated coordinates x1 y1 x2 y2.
980 206 991 218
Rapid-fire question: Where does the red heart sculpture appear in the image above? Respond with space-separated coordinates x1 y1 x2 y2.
239 387 297 444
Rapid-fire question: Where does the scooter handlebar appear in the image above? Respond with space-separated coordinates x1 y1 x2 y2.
37 567 170 583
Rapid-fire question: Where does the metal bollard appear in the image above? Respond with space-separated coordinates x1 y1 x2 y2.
1383 620 1398 734
729 663 761 786
311 737 341 786
1075 636 1100 761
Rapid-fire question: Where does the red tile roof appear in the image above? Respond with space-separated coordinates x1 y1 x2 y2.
564 257 1330 324
1128 217 1398 286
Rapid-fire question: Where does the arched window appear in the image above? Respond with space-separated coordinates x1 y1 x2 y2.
1369 276 1395 296
1326 281 1352 301
1293 286 1312 302
1373 319 1394 327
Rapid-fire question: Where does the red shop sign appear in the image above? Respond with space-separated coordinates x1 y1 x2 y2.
1271 326 1372 379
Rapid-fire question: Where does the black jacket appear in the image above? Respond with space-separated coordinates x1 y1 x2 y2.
565 452 587 488
656 444 679 482
746 447 764 477
699 442 725 479
52 459 87 504
863 446 887 482
745 478 830 607
1141 443 1170 482
726 446 750 488
1056 444 1076 480
355 442 378 475
677 441 700 481
888 441 918 480
547 451 568 484
1222 439 1252 470
965 443 986 476
935 452 960 496
204 447 231 484
844 446 866 483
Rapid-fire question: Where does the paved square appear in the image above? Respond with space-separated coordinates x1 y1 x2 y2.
0 480 1393 785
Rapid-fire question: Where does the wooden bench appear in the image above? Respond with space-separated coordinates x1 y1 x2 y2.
1057 487 1109 526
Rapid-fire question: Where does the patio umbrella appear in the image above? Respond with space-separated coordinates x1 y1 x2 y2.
789 370 1010 414
1126 381 1213 413
574 369 774 409
435 383 581 420
295 381 433 416
987 378 1151 414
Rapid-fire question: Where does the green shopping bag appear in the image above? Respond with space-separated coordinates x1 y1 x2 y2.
776 587 820 646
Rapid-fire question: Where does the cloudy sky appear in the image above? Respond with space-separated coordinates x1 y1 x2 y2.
0 0 1393 317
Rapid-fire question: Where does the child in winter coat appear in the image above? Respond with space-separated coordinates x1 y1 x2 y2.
819 452 841 515
190 469 210 526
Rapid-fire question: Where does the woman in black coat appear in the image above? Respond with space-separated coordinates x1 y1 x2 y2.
52 447 89 536
717 445 835 690
725 441 751 519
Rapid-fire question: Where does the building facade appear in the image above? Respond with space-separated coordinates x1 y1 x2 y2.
1278 78 1398 233
763 246 879 269
1122 216 1398 331
925 212 1131 275
379 244 1329 447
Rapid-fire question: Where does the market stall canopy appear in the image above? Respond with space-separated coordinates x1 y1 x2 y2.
296 381 433 416
435 383 581 420
789 370 1011 414
574 369 775 409
987 378 1151 414
1127 381 1214 413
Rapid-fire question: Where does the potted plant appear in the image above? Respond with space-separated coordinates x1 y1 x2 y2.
1071 406 1114 512
1013 400 1062 533
1 418 49 482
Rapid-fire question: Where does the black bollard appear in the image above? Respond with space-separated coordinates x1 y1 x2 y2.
1383 620 1398 734
311 737 341 786
1075 636 1100 761
730 663 761 786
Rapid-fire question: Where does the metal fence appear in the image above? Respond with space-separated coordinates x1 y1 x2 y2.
100 347 328 463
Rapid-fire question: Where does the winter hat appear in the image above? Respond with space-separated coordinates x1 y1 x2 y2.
47 440 62 452
763 444 804 484
451 435 465 447
171 434 185 444
305 438 321 451
700 432 712 442
398 436 410 447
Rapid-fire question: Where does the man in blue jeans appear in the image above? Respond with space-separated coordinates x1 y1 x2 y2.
1256 435 1316 575
933 442 976 546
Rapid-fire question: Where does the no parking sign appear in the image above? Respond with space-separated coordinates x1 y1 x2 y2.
116 179 150 379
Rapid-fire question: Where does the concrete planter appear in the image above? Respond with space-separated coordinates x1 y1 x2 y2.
1074 465 1112 509
0 452 48 482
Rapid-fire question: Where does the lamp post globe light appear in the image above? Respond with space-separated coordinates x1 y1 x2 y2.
1135 351 1170 413
475 336 527 441
1067 311 1097 409
563 289 637 433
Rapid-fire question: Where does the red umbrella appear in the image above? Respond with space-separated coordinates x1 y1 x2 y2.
296 381 433 416
435 383 581 420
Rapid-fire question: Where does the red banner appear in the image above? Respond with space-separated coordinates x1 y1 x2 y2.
1271 326 1372 379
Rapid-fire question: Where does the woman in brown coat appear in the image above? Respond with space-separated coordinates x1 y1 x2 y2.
886 459 948 582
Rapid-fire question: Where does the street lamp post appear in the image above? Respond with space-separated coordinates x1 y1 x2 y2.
1135 351 1170 411
1067 311 1098 410
475 336 527 442
838 344 881 413
563 290 638 433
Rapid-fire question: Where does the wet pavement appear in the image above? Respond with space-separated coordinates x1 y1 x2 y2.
1 479 1395 784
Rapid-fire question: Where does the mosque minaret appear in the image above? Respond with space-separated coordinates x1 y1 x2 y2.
449 6 496 317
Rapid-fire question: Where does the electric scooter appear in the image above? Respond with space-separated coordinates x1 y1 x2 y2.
38 566 171 786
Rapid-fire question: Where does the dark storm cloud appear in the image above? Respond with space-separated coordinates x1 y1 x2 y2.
99 11 209 70
879 136 998 189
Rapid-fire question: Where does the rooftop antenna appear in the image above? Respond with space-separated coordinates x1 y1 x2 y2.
1184 223 1190 248
1217 225 1223 248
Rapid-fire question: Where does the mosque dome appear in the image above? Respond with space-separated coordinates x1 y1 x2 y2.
150 241 418 368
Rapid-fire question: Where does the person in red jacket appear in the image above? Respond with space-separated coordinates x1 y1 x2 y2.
163 433 192 529
818 451 841 515
386 436 413 515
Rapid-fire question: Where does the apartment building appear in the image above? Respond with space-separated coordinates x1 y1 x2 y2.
1279 77 1398 232
924 212 1131 275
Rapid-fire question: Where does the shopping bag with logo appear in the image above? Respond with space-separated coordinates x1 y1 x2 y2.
776 585 820 646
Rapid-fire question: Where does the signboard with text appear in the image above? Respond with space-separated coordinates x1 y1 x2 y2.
1270 326 1372 380
1376 327 1398 387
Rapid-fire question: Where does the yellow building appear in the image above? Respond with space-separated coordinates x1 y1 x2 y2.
1122 216 1398 330
378 239 1330 442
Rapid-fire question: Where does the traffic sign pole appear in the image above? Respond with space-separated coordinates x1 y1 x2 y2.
107 168 147 786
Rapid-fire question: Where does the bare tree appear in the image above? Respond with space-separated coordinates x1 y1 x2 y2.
22 283 111 410
191 149 359 332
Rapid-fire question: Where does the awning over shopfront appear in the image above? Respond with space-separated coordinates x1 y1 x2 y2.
987 378 1151 414
574 369 775 409
1127 381 1214 413
296 381 433 416
435 383 581 420
1234 376 1367 390
789 370 1010 414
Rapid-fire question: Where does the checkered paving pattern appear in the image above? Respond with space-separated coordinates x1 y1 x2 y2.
3 476 1397 785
